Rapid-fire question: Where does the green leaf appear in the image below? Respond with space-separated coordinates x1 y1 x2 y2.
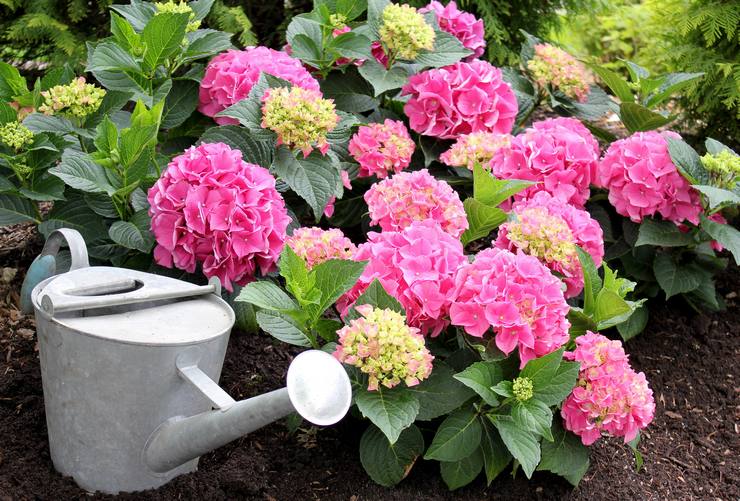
568 309 598 338
161 79 199 129
87 40 147 94
49 151 116 195
472 163 533 207
358 59 409 97
415 30 472 68
653 253 704 298
624 60 650 80
594 288 632 326
271 147 341 221
182 29 233 63
693 185 740 210
37 191 106 241
355 386 419 444
460 199 507 245
490 417 540 479
94 115 119 155
480 420 511 485
20 174 66 202
350 279 404 315
0 61 27 100
237 280 298 311
704 138 735 156
111 13 141 52
188 0 215 20
453 361 503 407
569 85 616 121
331 32 373 60
108 220 153 253
110 0 156 31
407 363 474 421
440 448 483 490
491 380 513 398
665 136 710 185
85 90 135 128
537 420 590 486
320 70 378 113
645 72 704 109
576 246 602 316
424 407 482 462
199 125 274 169
0 102 16 125
255 309 312 347
0 194 38 226
310 258 367 316
534 360 579 406
627 432 644 472
619 102 672 133
701 214 740 266
520 348 564 389
589 64 633 102
291 34 323 67
335 0 368 20
278 245 313 302
512 399 553 441
142 12 190 70
617 305 648 341
359 424 424 487
635 218 695 247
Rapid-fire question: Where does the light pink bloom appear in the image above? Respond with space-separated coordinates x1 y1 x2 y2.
440 131 512 170
495 191 604 297
561 332 655 445
148 142 290 291
490 117 600 208
597 131 702 225
419 1 485 59
527 44 591 102
286 227 356 269
338 221 467 336
198 47 320 125
349 119 415 179
364 169 468 238
450 247 571 367
402 60 518 139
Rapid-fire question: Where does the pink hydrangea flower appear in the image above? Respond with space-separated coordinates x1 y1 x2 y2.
198 47 320 125
364 169 468 238
440 132 512 170
286 227 356 269
371 41 390 68
490 117 600 208
402 60 518 139
338 220 467 336
419 1 485 59
495 191 604 298
148 142 290 291
349 119 415 179
597 131 703 225
527 44 591 102
323 170 352 218
450 247 571 367
561 332 656 445
334 305 434 391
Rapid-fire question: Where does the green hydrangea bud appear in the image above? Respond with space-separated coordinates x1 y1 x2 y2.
0 121 34 151
378 3 435 61
512 377 534 402
155 0 201 32
329 13 348 31
701 150 740 189
38 77 106 119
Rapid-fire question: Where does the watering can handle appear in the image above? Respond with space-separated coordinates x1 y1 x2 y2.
20 229 89 314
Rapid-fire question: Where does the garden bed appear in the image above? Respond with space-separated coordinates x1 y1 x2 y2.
0 225 737 501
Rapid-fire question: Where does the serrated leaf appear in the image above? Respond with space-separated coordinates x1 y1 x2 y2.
480 420 511 485
512 399 553 441
594 288 632 326
472 163 534 207
37 191 106 241
237 280 298 311
460 198 506 245
490 417 540 479
310 258 367 316
645 72 703 109
619 102 672 133
182 29 233 63
360 424 424 487
108 220 153 253
407 363 475 421
0 194 38 226
701 214 740 265
199 125 274 168
355 386 419 444
161 79 199 129
538 420 589 486
520 348 564 389
453 361 503 407
617 305 648 341
576 246 601 316
320 70 378 113
358 59 409 97
110 0 156 31
415 30 472 68
635 218 695 247
142 12 189 69
49 151 116 195
589 64 633 102
653 252 704 298
255 309 311 347
440 448 483 490
666 136 710 185
348 279 404 316
534 360 579 406
424 407 482 462
693 185 740 210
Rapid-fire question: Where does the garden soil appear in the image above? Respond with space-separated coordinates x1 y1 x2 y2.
0 224 737 501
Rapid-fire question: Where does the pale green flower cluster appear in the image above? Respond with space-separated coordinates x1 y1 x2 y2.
38 77 106 118
155 0 201 32
506 207 577 266
512 376 534 402
527 44 591 102
379 3 435 61
0 121 34 150
701 150 740 189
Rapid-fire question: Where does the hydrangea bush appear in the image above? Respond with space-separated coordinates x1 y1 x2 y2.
2 0 739 494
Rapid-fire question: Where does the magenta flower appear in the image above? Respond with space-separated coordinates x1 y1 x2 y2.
450 248 571 367
364 169 468 238
597 131 703 225
286 227 356 269
338 220 467 337
419 1 485 59
198 47 320 125
147 142 290 291
349 119 415 179
402 60 518 139
561 332 655 445
490 117 600 208
495 191 604 298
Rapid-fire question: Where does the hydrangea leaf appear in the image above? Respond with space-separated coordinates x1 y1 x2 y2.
255 309 312 347
665 136 710 185
537 420 589 486
453 361 503 407
635 218 695 247
358 59 409 97
359 424 424 487
701 214 740 265
490 416 540 478
511 399 553 441
408 363 474 421
533 360 579 406
236 280 298 312
480 418 512 485
440 448 484 490
355 386 419 444
424 407 482 462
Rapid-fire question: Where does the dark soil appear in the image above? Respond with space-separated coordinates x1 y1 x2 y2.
1 224 738 501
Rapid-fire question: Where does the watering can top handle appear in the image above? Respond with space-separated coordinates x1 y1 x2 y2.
40 229 89 271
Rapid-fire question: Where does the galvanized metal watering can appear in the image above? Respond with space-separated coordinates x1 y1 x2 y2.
21 229 352 494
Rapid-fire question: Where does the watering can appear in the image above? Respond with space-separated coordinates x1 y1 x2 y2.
21 229 352 494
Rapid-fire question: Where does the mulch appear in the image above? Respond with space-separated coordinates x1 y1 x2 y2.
0 223 738 501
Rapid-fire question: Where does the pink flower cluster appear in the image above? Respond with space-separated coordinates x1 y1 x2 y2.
402 59 518 139
440 131 512 170
364 169 468 238
495 191 604 298
490 117 600 207
338 220 467 337
148 142 290 291
527 43 591 102
349 119 415 179
198 47 320 125
597 131 702 225
419 1 485 59
450 248 571 367
562 332 655 445
286 227 356 269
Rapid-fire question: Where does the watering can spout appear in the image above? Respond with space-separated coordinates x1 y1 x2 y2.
143 350 352 474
